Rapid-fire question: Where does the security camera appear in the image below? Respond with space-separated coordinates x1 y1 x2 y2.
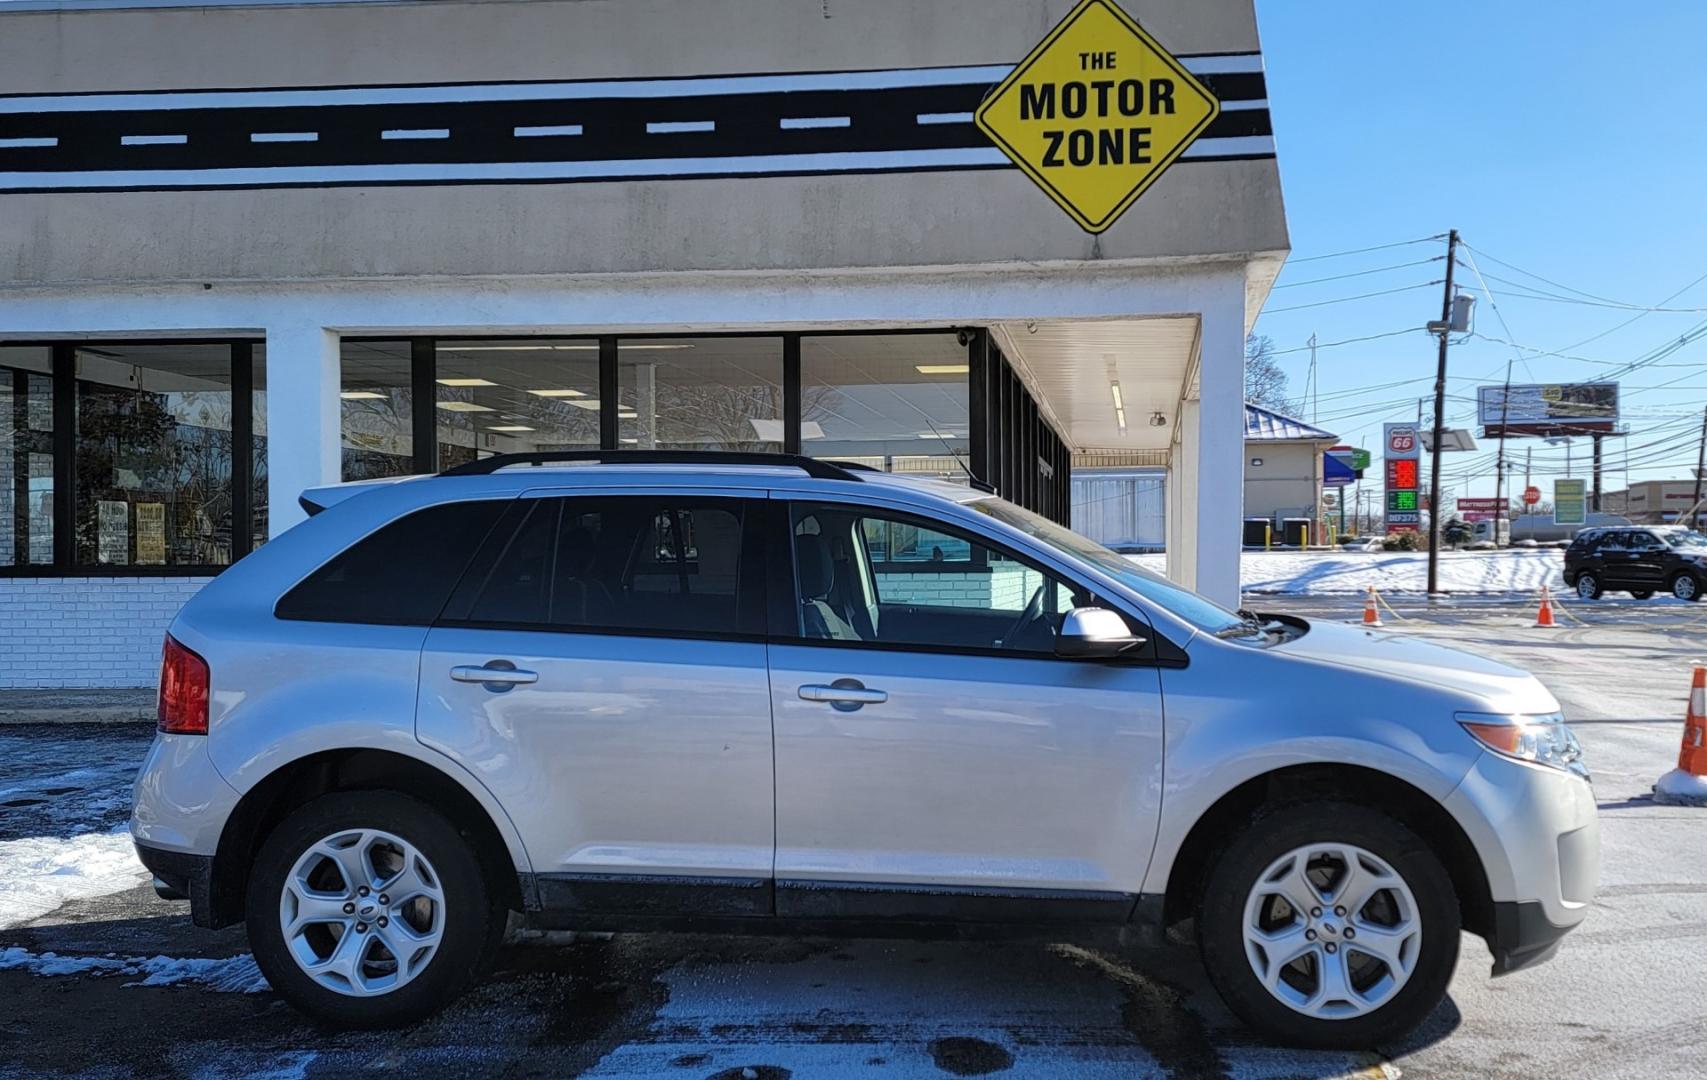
956 329 974 347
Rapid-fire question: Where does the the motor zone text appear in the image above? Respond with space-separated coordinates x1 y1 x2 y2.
1019 53 1177 168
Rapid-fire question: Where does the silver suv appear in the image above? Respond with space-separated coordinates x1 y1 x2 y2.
131 452 1598 1047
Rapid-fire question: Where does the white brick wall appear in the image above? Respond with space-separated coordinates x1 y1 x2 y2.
0 577 212 688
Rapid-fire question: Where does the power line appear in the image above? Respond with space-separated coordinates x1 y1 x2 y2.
1263 280 1443 314
1273 257 1444 290
1287 234 1448 264
1268 327 1425 356
1457 244 1681 308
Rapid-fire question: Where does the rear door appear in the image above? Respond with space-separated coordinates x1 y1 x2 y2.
765 498 1166 918
1625 531 1671 590
416 491 775 915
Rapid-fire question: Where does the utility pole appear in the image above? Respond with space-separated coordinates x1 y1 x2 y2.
1426 229 1458 596
1492 357 1514 547
1691 405 1707 527
1525 446 1532 490
1308 332 1319 424
1591 433 1604 513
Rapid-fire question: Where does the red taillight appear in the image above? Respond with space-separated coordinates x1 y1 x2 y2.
158 634 209 735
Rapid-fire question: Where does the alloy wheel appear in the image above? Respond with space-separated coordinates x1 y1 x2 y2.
1576 575 1598 599
1241 843 1422 1019
1675 575 1699 601
278 828 446 997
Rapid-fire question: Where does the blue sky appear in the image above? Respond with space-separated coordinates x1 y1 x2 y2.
1251 0 1707 503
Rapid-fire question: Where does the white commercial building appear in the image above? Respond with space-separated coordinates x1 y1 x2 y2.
0 0 1288 687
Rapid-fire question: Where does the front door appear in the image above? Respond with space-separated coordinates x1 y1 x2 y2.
766 500 1166 920
1625 531 1671 590
416 492 775 915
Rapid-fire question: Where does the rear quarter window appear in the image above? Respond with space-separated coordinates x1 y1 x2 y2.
274 500 508 625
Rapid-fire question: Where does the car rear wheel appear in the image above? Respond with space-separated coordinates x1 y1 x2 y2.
1672 572 1703 601
1629 590 1653 600
1575 572 1602 600
1198 802 1459 1049
246 791 503 1028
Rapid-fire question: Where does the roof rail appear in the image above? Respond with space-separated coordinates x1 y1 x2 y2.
439 449 865 482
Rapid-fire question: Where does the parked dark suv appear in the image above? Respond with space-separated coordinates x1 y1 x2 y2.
1563 525 1707 601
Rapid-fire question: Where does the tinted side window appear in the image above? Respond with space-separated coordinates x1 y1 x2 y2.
450 496 758 637
788 503 1091 655
275 500 507 625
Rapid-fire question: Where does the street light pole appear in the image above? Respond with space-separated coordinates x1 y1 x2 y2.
1426 229 1459 596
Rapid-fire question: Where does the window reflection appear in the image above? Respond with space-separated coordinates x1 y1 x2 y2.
802 334 969 480
434 339 600 466
1 347 54 567
618 338 783 450
340 340 414 480
74 344 234 567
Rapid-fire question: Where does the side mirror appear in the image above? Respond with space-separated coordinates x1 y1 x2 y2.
1056 606 1146 659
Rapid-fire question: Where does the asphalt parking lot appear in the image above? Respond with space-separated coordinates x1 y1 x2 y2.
2 595 1704 1079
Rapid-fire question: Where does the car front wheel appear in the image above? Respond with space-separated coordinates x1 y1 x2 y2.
1198 802 1459 1049
1672 572 1703 601
246 790 504 1028
1575 572 1602 600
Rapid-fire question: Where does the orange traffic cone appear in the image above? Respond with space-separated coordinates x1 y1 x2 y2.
1362 585 1383 628
1654 667 1707 806
1533 584 1557 628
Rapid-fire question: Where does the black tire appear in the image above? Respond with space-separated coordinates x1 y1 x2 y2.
1197 802 1459 1050
1671 572 1703 602
1629 590 1653 600
246 791 504 1028
1574 572 1603 600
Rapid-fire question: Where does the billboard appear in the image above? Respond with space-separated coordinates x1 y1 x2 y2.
1478 383 1618 436
1554 479 1587 526
1383 423 1421 532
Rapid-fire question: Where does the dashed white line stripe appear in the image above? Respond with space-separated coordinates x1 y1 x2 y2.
646 120 715 134
120 134 187 146
916 112 974 126
780 116 851 130
0 137 56 148
250 132 318 143
514 124 584 138
381 128 450 140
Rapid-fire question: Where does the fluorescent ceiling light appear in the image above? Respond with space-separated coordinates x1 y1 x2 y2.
436 401 496 413
339 390 385 400
917 431 965 439
801 421 825 440
436 377 497 387
527 388 588 398
1110 382 1125 411
618 410 638 419
915 364 970 375
487 425 535 432
448 343 693 352
619 437 639 444
566 399 601 411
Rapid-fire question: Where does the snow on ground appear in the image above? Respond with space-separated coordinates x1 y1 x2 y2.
0 829 150 930
1130 547 1572 595
0 945 268 992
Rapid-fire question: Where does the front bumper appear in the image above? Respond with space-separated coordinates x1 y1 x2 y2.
1445 749 1599 975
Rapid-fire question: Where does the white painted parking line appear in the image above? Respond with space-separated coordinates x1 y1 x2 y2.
380 128 450 140
120 134 187 146
514 124 583 137
916 112 974 125
0 137 56 148
249 132 318 143
780 116 851 130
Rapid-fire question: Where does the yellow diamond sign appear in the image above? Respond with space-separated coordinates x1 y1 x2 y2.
976 0 1220 234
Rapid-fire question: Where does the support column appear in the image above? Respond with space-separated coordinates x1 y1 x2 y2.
1192 279 1247 608
265 324 341 537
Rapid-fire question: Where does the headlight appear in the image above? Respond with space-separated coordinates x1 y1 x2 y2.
1458 711 1590 780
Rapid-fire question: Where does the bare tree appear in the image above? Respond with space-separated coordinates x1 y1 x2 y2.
1244 334 1292 413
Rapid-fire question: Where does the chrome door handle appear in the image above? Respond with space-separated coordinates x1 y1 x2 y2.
798 681 887 710
450 664 539 687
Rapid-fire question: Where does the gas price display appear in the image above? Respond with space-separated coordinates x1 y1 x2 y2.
1382 424 1422 531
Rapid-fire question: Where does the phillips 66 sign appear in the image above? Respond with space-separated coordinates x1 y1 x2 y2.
1383 423 1421 532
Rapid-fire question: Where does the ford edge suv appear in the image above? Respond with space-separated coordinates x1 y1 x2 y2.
131 451 1598 1047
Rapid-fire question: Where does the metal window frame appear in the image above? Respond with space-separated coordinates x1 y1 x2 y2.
0 325 1071 578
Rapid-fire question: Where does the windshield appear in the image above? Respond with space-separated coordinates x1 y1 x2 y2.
1664 530 1707 548
970 498 1247 635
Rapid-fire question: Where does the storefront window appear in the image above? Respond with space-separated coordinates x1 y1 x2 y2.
252 345 269 548
340 340 414 480
802 333 970 479
1 347 54 567
434 339 601 468
618 338 783 450
74 344 234 567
